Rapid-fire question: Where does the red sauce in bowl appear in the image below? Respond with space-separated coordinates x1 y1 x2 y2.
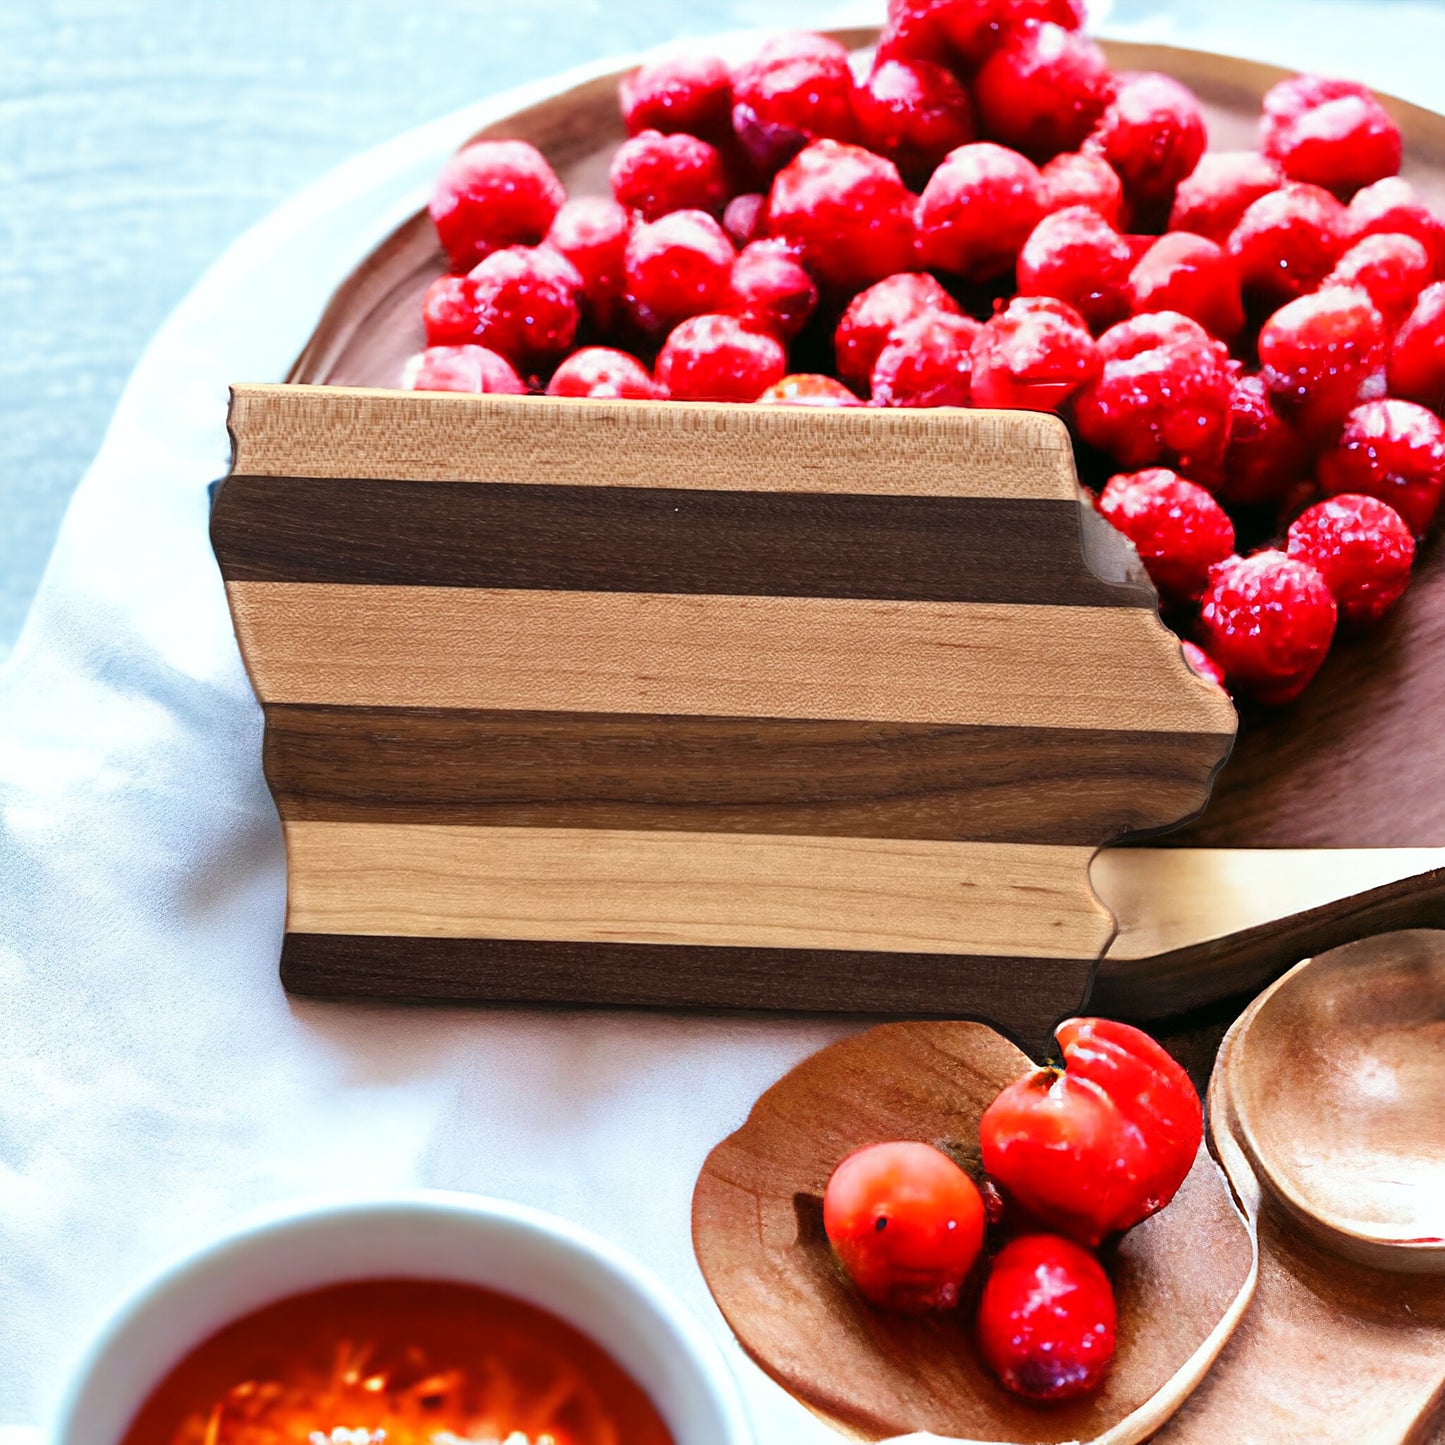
118 1277 676 1445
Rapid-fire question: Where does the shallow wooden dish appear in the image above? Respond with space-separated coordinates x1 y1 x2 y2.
691 1021 1255 1444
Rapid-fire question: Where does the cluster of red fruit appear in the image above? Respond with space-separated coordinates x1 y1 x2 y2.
822 1018 1202 1404
408 0 1445 706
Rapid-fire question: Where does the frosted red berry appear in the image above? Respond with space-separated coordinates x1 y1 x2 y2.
933 0 1087 69
1040 151 1124 226
870 311 983 407
767 140 916 293
1261 74 1402 197
545 346 660 400
918 142 1045 282
1126 232 1244 341
970 295 1099 412
655 313 786 402
724 239 818 340
1317 398 1445 535
1287 494 1415 626
1182 640 1227 689
609 129 727 222
1018 202 1137 332
404 344 527 395
619 53 733 143
1257 284 1386 432
1097 468 1236 604
1388 281 1445 412
1168 150 1285 244
731 31 857 172
430 140 566 272
623 209 735 334
421 275 480 346
1198 551 1337 704
875 0 956 69
546 196 632 335
834 271 960 392
756 373 865 406
854 57 975 181
1215 371 1307 509
1348 177 1445 279
1227 181 1348 303
1087 72 1205 211
1326 232 1433 327
467 245 583 369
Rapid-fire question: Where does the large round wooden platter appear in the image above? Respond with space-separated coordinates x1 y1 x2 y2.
284 32 1445 1020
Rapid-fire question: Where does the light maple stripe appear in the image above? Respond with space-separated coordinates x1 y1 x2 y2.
283 820 1112 959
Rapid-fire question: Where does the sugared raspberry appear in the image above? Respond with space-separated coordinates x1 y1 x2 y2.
655 313 786 402
1286 494 1415 625
854 58 975 181
973 22 1112 162
422 275 479 346
1388 281 1445 412
722 192 767 247
623 209 735 334
870 311 983 407
1325 232 1433 326
1097 468 1236 604
969 295 1100 412
833 271 960 391
756 373 865 406
1317 398 1445 535
404 344 527 395
1215 371 1307 509
609 129 727 222
1257 284 1386 433
545 346 661 400
546 196 632 335
1087 72 1205 211
1227 181 1349 303
1348 177 1445 279
767 140 916 293
731 32 857 173
1182 640 1228 689
1074 312 1234 478
430 140 566 272
1168 151 1285 244
1126 232 1244 341
724 239 818 340
932 0 1087 69
1198 551 1337 704
1039 151 1124 226
619 54 733 143
917 142 1045 281
1016 205 1135 331
467 245 583 369
1261 75 1402 197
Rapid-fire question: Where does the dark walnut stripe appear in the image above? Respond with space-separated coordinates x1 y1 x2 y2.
213 475 1150 608
264 704 1227 845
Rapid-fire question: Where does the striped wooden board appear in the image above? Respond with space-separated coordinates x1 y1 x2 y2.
213 384 1236 1050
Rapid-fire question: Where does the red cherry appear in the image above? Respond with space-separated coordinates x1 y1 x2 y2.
467 245 583 369
1039 151 1124 226
609 129 727 222
546 347 660 400
1017 205 1135 332
977 1235 1117 1403
1348 177 1445 279
731 32 857 173
834 271 961 392
969 295 1100 412
1317 398 1445 535
1388 281 1445 413
1087 72 1205 211
722 192 767 247
756 374 865 406
1182 640 1228 689
1257 284 1387 432
546 196 633 334
875 0 957 70
623 209 736 334
854 57 975 182
1126 231 1244 341
1215 371 1308 510
932 0 1087 69
823 1141 986 1313
767 140 917 293
1168 150 1285 244
1097 468 1236 604
421 275 480 346
1287 494 1415 626
870 311 982 407
1261 74 1402 197
724 239 818 340
917 142 1045 281
655 313 786 402
1227 181 1349 303
619 54 733 143
429 140 566 273
404 344 527 395
1326 232 1433 327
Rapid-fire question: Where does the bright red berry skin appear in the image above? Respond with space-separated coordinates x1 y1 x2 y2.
655 313 786 402
767 140 917 293
466 245 583 370
1326 232 1433 327
917 142 1045 282
1227 181 1349 303
980 1018 1203 1247
1087 72 1205 211
973 21 1111 163
545 346 660 400
1257 284 1387 432
823 1141 986 1313
1215 371 1308 509
619 54 733 144
854 57 975 182
977 1235 1117 1403
430 140 566 273
1348 177 1445 279
731 32 857 173
1168 150 1285 244
834 271 961 391
932 0 1087 69
1317 398 1445 535
609 129 727 222
546 196 632 334
722 192 767 247
1074 312 1234 479
875 0 957 70
623 209 736 334
1017 205 1135 332
756 373 865 406
724 239 818 340
1198 551 1338 704
1261 74 1402 197
1097 468 1236 604
970 295 1099 412
1040 151 1124 227
421 275 480 346
1389 282 1445 413
1182 640 1228 688
871 311 982 407
404 344 527 395
1287 494 1415 626
1126 231 1244 341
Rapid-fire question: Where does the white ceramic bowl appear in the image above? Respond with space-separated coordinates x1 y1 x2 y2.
52 1191 754 1445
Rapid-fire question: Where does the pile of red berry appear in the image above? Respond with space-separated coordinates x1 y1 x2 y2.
409 0 1445 707
822 1018 1201 1403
